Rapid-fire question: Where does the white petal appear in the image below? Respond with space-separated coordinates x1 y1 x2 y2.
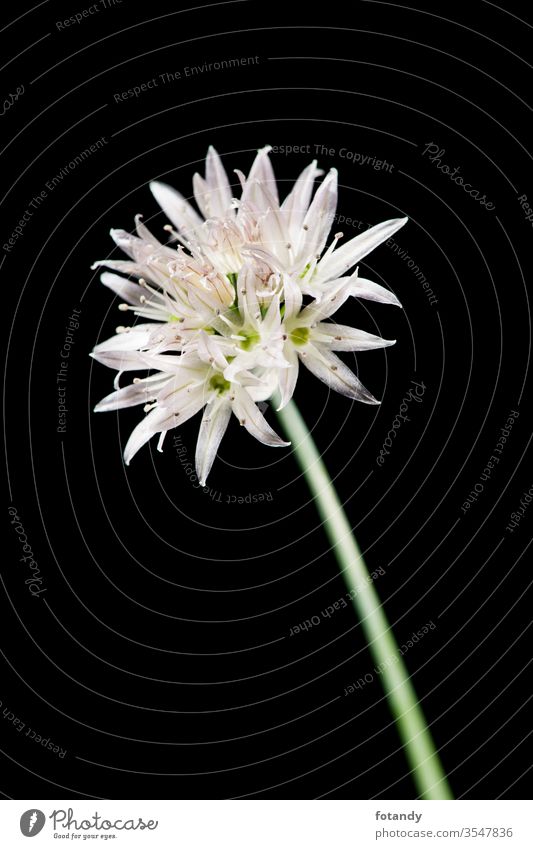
253 182 290 266
158 384 206 423
351 276 402 307
124 391 205 465
197 330 230 371
281 160 324 243
243 146 278 205
311 323 396 351
195 397 232 485
317 217 408 283
109 228 156 263
91 258 147 277
232 387 290 447
276 344 299 409
282 274 303 322
299 168 338 261
261 292 283 335
124 410 162 464
124 406 174 464
90 348 151 371
192 173 210 219
237 263 260 326
298 276 355 323
149 180 204 234
94 377 169 412
135 214 162 244
204 145 234 218
100 271 143 305
243 368 279 402
223 351 256 383
241 243 285 273
92 325 156 353
299 345 379 403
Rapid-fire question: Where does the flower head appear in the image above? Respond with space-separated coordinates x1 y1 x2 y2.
91 146 407 484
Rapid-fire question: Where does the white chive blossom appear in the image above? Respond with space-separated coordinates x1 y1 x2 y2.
91 145 407 484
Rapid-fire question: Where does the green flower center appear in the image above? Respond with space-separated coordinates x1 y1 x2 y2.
290 326 310 346
239 330 260 351
209 374 231 394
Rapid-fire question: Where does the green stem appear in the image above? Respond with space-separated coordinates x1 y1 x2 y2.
275 399 453 800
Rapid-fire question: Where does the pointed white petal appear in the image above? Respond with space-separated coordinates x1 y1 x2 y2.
243 367 279 402
124 406 174 464
123 411 161 464
94 377 169 412
124 390 205 465
261 292 282 335
204 145 234 218
241 243 285 273
232 387 290 446
299 345 379 403
298 276 355 323
237 263 260 326
281 160 324 242
149 180 204 234
253 182 290 266
243 146 278 205
299 168 338 261
135 214 162 244
276 344 299 409
100 271 143 305
311 323 396 351
90 349 149 371
351 276 402 307
91 258 148 277
158 384 206 424
109 228 156 262
197 330 230 371
195 397 232 485
92 325 155 353
223 351 255 383
282 274 303 322
317 217 408 283
192 173 210 219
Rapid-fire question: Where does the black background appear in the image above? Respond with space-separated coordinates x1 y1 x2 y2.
1 0 532 800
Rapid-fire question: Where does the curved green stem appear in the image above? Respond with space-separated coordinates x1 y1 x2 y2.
275 399 453 800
